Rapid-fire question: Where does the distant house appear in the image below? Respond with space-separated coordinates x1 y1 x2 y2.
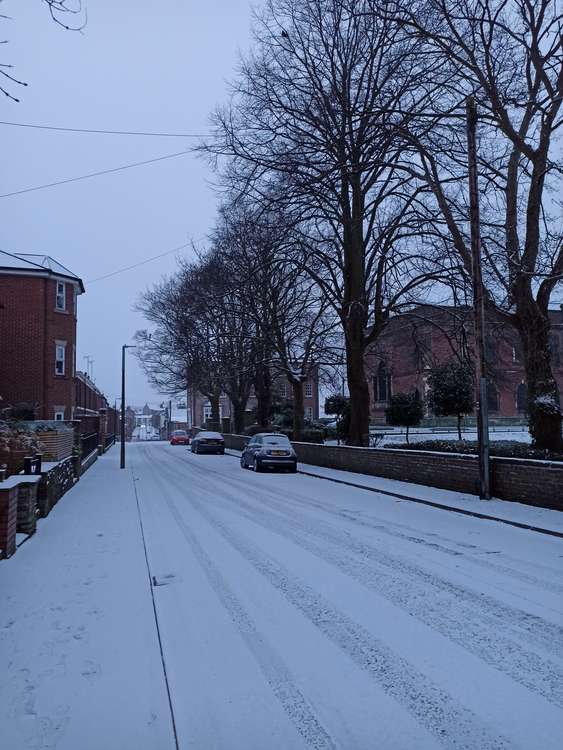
188 368 321 428
0 251 85 420
365 304 563 421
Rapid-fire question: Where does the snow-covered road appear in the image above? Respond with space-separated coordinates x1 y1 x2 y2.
2 442 562 749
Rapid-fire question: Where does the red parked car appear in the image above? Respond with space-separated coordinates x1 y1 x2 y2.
170 429 189 446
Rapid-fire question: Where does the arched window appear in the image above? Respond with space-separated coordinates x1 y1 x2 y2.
373 362 391 403
549 334 560 367
487 384 499 413
516 383 528 413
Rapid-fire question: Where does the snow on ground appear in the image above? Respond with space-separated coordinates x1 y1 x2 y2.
327 426 532 447
1 442 562 749
293 461 563 534
0 451 175 750
379 427 532 446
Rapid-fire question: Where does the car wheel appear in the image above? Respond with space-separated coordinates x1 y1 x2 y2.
289 463 297 473
253 457 262 473
240 456 246 469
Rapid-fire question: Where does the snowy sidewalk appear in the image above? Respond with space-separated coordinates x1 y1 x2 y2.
0 450 176 750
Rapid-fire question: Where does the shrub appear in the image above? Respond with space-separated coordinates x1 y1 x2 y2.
427 361 474 440
385 392 424 443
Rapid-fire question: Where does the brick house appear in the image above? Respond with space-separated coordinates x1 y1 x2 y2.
0 250 85 420
188 369 321 428
366 305 563 421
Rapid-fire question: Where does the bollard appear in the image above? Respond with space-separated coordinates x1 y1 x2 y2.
35 454 43 475
23 456 33 475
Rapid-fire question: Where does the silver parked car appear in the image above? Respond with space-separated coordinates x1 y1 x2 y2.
190 431 225 455
240 433 297 473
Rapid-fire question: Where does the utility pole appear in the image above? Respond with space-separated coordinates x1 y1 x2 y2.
120 345 135 469
466 97 491 499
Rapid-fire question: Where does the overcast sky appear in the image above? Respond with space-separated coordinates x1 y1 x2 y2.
1 0 253 408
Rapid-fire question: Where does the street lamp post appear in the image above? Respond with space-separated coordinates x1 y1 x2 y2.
120 345 135 469
466 97 491 499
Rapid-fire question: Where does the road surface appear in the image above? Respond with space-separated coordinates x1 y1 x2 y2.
133 443 563 750
1 442 562 749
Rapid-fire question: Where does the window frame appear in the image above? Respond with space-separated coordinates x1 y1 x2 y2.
55 342 66 376
373 362 392 403
305 382 313 398
55 281 66 311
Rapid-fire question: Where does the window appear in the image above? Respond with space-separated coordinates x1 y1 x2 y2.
203 402 222 421
549 334 560 367
55 342 66 375
516 383 528 413
54 409 65 421
512 341 523 364
55 281 66 311
305 406 313 421
373 362 391 403
484 336 496 364
305 382 313 398
487 384 500 413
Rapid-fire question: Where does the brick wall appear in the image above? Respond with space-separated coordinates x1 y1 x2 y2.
221 434 563 511
0 275 78 419
0 485 18 559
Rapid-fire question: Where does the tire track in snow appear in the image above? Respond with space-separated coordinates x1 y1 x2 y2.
240 458 563 595
159 449 563 661
178 488 513 750
182 446 563 591
145 450 337 750
188 475 563 708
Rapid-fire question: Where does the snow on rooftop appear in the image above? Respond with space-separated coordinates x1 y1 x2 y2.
15 253 81 281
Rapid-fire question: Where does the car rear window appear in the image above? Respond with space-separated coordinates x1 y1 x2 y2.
263 435 290 445
172 431 187 436
198 432 222 439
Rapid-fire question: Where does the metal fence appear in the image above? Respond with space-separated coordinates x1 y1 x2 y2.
80 431 99 461
104 434 116 451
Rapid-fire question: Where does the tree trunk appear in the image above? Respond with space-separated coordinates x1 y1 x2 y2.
292 380 304 442
231 400 247 434
516 304 562 450
457 413 462 441
254 364 271 427
210 393 221 428
342 175 370 446
345 327 370 446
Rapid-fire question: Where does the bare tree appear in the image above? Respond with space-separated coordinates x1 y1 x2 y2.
205 0 447 445
1 0 85 101
382 0 563 448
213 197 342 439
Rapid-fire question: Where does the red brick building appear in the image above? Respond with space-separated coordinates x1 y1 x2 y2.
366 305 563 421
0 251 85 420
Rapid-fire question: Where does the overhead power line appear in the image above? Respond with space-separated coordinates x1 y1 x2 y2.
87 239 206 283
0 150 190 199
0 120 208 138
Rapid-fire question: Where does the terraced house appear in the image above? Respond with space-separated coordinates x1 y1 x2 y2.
0 250 85 420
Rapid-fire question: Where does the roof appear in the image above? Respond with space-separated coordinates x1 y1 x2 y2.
0 249 85 293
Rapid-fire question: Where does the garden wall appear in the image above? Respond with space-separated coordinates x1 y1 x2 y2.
222 434 563 511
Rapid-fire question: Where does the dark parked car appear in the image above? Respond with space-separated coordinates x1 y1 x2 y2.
170 429 189 446
190 431 225 455
240 433 297 473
